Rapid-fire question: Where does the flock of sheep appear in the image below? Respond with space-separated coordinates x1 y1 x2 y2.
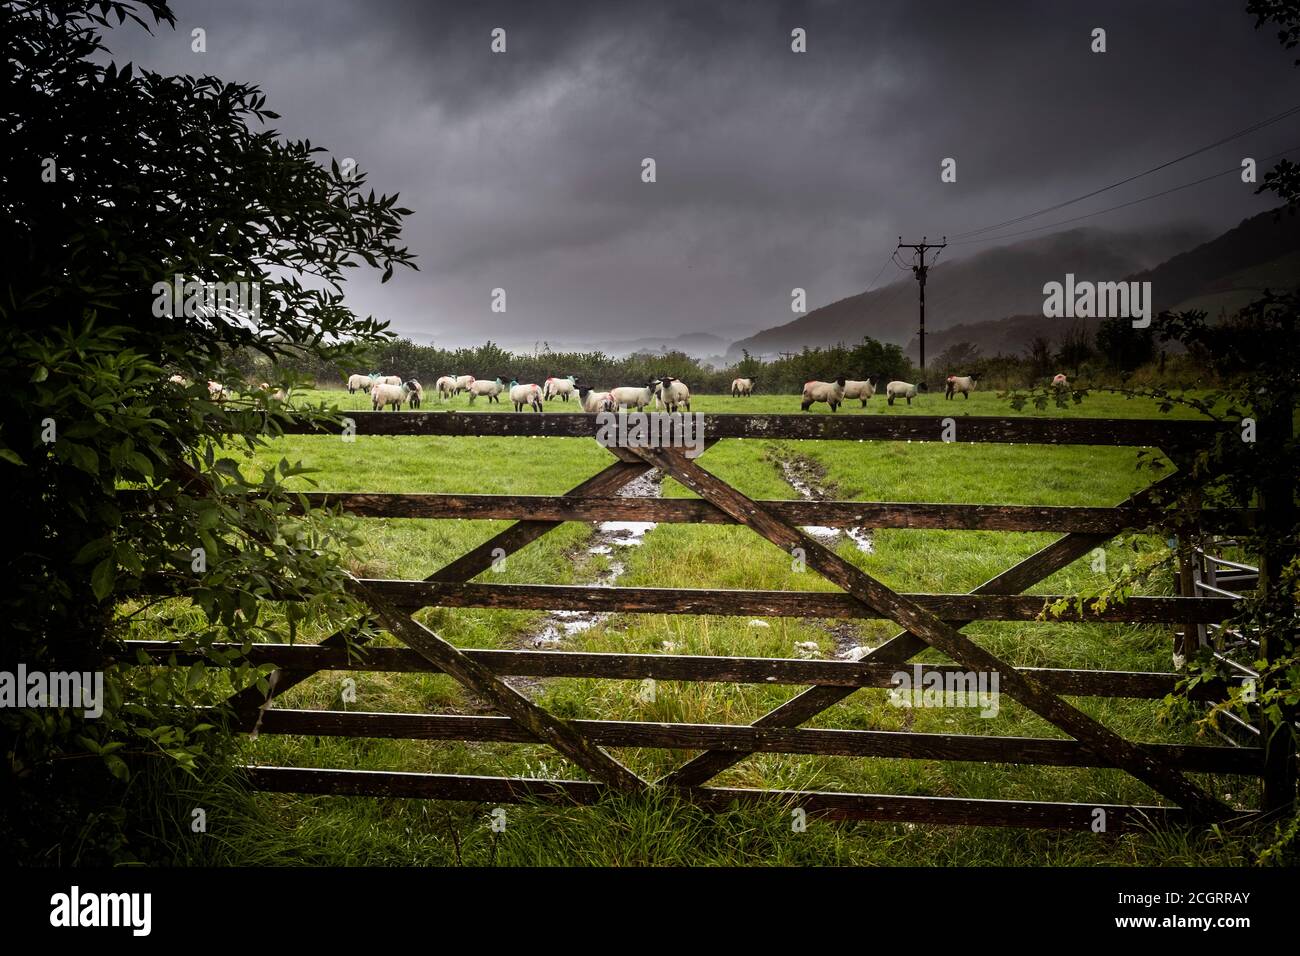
179 368 1074 414
345 372 695 413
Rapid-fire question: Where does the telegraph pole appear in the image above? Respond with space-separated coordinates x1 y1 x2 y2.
895 236 946 376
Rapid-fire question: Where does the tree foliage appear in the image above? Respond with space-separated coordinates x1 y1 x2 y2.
0 0 415 862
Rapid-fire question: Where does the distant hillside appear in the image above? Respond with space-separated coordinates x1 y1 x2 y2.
915 210 1300 360
727 224 1213 360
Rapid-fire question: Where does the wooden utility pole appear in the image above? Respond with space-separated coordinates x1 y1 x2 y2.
896 236 946 376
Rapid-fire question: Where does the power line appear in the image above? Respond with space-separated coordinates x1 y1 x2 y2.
949 144 1300 246
949 103 1300 240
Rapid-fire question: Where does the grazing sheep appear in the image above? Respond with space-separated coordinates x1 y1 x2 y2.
885 380 926 406
435 375 456 400
372 381 412 410
207 380 231 402
544 375 576 401
577 384 616 414
1052 373 1069 390
168 374 190 386
509 380 544 413
453 374 476 395
347 373 370 394
944 373 979 400
655 376 692 412
407 379 424 408
843 377 879 407
610 382 656 411
800 376 848 412
731 377 756 397
467 377 505 404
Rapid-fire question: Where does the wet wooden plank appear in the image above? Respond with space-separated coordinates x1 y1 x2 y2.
253 709 1263 774
127 641 1240 699
283 492 1254 533
357 580 1239 623
270 411 1223 447
244 766 1238 830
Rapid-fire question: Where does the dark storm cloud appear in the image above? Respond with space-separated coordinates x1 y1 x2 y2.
101 1 1300 347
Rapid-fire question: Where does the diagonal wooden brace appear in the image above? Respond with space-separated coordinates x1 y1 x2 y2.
664 473 1185 787
629 446 1229 820
347 575 647 793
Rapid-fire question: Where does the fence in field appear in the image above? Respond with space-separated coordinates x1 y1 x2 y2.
1176 540 1264 747
127 411 1297 830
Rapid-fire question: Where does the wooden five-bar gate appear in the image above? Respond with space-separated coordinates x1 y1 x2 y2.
130 411 1296 831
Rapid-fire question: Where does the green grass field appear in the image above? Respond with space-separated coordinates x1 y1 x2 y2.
126 386 1256 866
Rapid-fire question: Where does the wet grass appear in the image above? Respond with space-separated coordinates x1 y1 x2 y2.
123 387 1259 866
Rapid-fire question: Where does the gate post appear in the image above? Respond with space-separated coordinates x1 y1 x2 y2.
1260 401 1297 814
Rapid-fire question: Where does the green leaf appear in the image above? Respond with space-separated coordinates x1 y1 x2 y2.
90 557 116 601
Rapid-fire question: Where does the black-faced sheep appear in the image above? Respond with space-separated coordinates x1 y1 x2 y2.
544 376 576 401
801 376 848 412
655 376 691 412
944 373 979 400
885 381 926 405
843 377 879 407
577 384 616 414
467 377 504 404
372 381 412 410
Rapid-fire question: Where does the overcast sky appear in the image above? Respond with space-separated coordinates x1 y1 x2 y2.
103 0 1300 348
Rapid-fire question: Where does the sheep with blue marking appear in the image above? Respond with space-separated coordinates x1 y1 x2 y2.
509 380 544 413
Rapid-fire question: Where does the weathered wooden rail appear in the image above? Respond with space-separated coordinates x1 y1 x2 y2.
127 410 1291 831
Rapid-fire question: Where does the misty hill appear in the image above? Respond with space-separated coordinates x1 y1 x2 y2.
914 210 1300 361
726 224 1212 360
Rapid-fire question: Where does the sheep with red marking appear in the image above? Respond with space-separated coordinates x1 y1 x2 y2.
509 380 544 413
944 373 979 400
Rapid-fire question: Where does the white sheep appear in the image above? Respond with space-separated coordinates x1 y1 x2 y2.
347 373 370 394
610 382 656 411
801 376 847 412
372 381 411 410
376 375 402 387
944 373 979 400
435 375 456 399
1052 373 1069 390
731 377 756 397
843 378 878 407
655 376 691 412
407 379 424 408
544 376 576 401
258 382 289 403
453 374 476 395
885 381 925 406
577 384 616 414
509 380 544 413
467 377 504 404
207 380 231 402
